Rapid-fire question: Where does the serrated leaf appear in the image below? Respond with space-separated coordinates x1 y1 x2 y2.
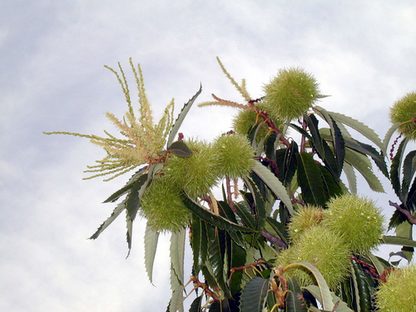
207 228 229 296
296 152 327 207
314 105 383 151
191 217 201 274
382 235 416 247
189 296 202 312
303 285 353 312
103 167 148 203
350 260 374 312
402 150 416 201
382 123 400 154
252 161 294 214
284 261 334 311
234 202 256 229
239 277 269 312
344 148 384 192
406 177 416 211
167 85 202 146
181 192 254 233
89 200 126 239
276 141 298 186
170 229 186 312
390 138 410 199
343 162 357 194
229 240 246 295
144 223 159 283
285 278 307 312
167 140 193 158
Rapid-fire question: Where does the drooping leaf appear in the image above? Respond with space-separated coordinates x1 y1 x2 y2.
191 217 201 274
144 223 159 283
296 152 327 207
275 141 299 186
188 296 202 312
303 285 353 312
350 260 375 312
181 192 255 233
252 161 294 214
170 229 186 312
382 122 400 154
284 261 334 311
103 167 148 203
285 278 307 312
390 138 410 199
314 105 384 151
343 162 357 194
344 148 384 193
89 200 126 239
382 235 416 247
402 151 416 200
167 140 193 158
239 277 269 312
167 85 202 146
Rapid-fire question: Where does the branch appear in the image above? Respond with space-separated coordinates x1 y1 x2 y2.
389 200 416 224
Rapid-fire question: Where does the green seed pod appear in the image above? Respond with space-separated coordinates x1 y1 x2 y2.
140 176 190 232
376 265 416 312
263 68 320 121
277 226 351 288
164 139 218 198
323 194 384 253
390 92 416 140
212 134 255 178
288 205 324 242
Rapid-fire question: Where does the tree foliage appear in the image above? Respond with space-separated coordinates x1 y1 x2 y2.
46 58 416 311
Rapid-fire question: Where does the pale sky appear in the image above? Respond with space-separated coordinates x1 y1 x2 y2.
1 1 416 311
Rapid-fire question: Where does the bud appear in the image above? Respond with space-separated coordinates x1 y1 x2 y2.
140 176 190 232
390 92 416 140
276 226 350 288
376 265 416 312
212 134 255 178
288 205 324 242
263 68 320 121
323 194 384 253
164 139 218 198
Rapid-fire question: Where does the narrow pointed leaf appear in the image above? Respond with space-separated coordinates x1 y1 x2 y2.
343 162 357 194
189 296 202 312
350 261 374 312
382 123 400 154
252 161 294 214
382 235 416 247
89 201 126 239
181 192 254 233
144 223 159 283
344 148 384 192
390 138 409 199
167 85 202 146
402 150 416 200
239 277 269 312
170 229 186 312
314 105 383 151
285 278 307 312
296 152 326 207
103 168 148 203
303 285 353 312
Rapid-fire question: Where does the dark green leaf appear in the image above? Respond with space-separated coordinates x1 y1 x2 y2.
229 241 247 295
207 227 229 296
167 84 202 146
402 150 416 201
275 141 299 186
388 209 408 229
319 165 343 201
234 202 256 229
296 152 326 206
350 260 374 312
89 201 126 239
266 217 289 246
406 176 416 211
167 140 193 158
382 235 416 247
285 278 307 312
181 192 255 233
390 138 409 199
144 223 159 283
191 217 202 274
103 168 147 203
189 296 202 312
239 277 269 312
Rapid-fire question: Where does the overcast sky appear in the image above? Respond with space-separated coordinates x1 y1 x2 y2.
1 1 416 311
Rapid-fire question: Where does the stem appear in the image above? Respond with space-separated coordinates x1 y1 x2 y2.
261 230 287 249
225 176 236 212
389 200 416 224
